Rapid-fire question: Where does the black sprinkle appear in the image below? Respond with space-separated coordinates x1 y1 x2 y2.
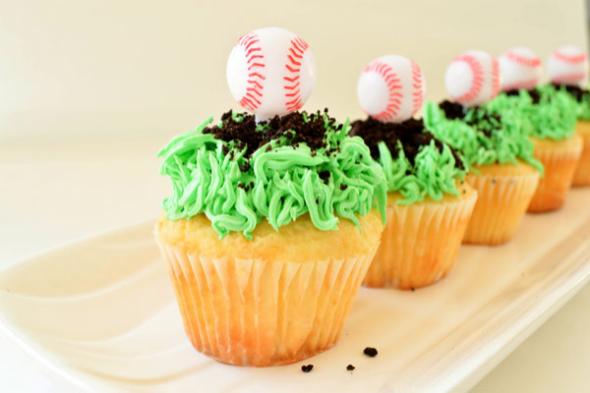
301 364 314 373
346 364 355 371
363 347 378 357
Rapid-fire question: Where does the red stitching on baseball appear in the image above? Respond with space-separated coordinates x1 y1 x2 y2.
248 63 265 70
285 63 300 73
502 79 539 91
283 36 310 112
289 47 303 59
554 50 587 64
291 38 306 53
245 47 261 57
287 55 302 67
363 61 403 122
238 33 265 111
411 61 423 114
247 80 263 90
551 72 586 83
246 87 262 97
248 72 265 80
283 81 300 91
505 50 541 68
246 54 263 64
452 54 483 104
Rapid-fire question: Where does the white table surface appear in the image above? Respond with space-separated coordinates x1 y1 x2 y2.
1 134 589 392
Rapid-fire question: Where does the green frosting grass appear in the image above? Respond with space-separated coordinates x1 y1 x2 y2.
378 140 465 205
490 85 577 141
578 97 590 120
423 102 543 173
158 111 387 239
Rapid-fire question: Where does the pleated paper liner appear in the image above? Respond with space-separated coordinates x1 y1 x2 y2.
573 120 590 186
363 183 477 290
464 162 539 245
154 211 383 366
528 134 583 213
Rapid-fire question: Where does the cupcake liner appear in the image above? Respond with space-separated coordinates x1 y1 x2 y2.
573 120 590 186
528 134 583 213
155 229 376 367
464 163 539 245
363 185 477 290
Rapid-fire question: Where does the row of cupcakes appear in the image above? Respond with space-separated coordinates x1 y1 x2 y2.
154 27 588 367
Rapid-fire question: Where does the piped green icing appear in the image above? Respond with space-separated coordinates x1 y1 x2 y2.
158 111 387 239
423 102 543 173
350 118 465 205
377 141 464 205
490 85 577 140
578 95 590 120
556 85 590 120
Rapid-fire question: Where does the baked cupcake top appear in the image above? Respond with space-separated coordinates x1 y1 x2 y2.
490 85 577 141
553 84 590 121
350 117 465 205
423 100 543 172
158 110 387 239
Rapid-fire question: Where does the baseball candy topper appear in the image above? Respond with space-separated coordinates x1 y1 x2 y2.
357 55 426 123
226 27 316 122
445 50 500 107
498 47 542 91
547 45 589 86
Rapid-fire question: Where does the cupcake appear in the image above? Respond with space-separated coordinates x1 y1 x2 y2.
155 27 387 366
491 47 581 212
352 55 476 290
424 50 542 245
547 45 590 186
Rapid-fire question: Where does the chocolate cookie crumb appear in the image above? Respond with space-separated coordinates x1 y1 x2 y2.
439 100 502 137
552 83 589 102
363 347 378 357
346 364 355 371
205 110 340 158
439 100 467 120
350 117 463 169
505 88 541 104
301 364 314 373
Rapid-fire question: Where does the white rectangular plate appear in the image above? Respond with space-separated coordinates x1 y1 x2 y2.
1 190 590 393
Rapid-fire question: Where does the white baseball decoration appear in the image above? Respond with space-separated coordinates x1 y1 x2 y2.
226 27 316 122
498 47 542 91
445 50 500 107
357 55 425 123
547 45 588 86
